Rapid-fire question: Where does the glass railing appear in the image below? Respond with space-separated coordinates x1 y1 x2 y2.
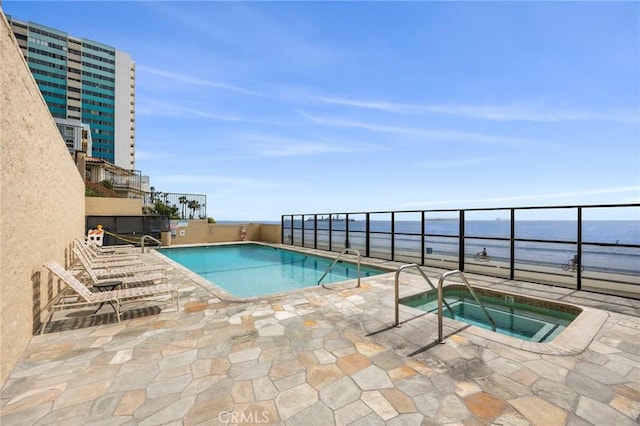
282 204 640 299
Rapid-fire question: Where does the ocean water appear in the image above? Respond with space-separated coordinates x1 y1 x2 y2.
284 220 640 275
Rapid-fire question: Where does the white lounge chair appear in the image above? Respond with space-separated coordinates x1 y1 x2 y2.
41 261 179 334
77 239 140 259
72 248 167 285
74 241 143 268
84 236 136 253
83 239 139 257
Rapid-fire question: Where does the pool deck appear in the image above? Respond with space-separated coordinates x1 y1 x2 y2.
1 245 639 425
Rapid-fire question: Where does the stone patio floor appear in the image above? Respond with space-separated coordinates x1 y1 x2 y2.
1 246 639 425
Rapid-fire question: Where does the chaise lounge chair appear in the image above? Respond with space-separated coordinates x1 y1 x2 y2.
77 238 140 259
74 241 144 268
72 248 167 283
41 261 179 334
84 236 136 253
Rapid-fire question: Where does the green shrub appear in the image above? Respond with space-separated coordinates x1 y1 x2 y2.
100 180 114 189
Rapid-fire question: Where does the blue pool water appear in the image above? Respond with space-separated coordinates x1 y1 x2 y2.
400 288 578 342
158 244 386 298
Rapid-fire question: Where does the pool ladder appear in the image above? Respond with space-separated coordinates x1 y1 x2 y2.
395 266 496 343
394 264 455 326
317 248 361 287
437 270 496 342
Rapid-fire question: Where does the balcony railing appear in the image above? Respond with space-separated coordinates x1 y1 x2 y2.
142 192 207 219
87 168 143 198
282 203 640 299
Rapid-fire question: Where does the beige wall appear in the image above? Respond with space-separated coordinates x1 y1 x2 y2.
86 197 142 216
259 224 282 243
0 10 85 387
168 221 282 245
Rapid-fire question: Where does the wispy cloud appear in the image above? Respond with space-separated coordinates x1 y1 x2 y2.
237 134 391 158
137 100 246 122
300 112 547 147
152 174 293 190
144 2 342 69
315 96 640 123
418 157 507 167
133 148 176 162
138 65 263 97
399 186 640 209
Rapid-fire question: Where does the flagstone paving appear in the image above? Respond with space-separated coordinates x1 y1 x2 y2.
1 247 639 425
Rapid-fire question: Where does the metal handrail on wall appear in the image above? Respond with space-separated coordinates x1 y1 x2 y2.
140 235 162 253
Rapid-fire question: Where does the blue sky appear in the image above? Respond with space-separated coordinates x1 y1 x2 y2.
5 1 640 221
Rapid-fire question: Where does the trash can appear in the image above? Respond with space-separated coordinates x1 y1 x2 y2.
426 247 433 254
160 230 172 246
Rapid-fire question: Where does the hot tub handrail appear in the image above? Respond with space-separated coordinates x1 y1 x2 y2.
317 248 361 287
394 264 454 327
140 235 162 253
437 270 496 343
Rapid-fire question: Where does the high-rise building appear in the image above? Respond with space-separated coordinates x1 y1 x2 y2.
54 117 93 157
7 17 136 169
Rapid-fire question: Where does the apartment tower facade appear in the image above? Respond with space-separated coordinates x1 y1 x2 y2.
8 17 136 169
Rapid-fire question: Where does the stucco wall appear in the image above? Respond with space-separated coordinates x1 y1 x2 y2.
259 224 282 244
168 222 282 245
0 10 85 386
86 197 142 216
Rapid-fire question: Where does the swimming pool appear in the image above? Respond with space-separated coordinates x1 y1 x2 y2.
400 285 580 342
158 243 387 298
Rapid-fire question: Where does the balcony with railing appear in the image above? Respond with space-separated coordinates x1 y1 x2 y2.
85 157 142 198
142 191 207 219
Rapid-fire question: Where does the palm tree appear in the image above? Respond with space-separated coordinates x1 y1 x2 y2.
187 200 201 219
178 196 188 219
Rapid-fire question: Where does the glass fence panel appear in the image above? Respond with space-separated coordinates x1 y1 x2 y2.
292 229 303 247
424 236 459 270
582 218 639 246
303 228 315 249
316 230 330 251
581 244 640 298
369 233 392 261
424 212 459 237
465 210 511 239
513 241 577 288
370 213 392 232
330 230 347 253
284 204 640 299
464 238 510 278
394 234 422 264
346 230 367 255
515 208 577 241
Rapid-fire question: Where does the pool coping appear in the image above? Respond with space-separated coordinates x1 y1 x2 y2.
152 242 394 303
397 285 609 355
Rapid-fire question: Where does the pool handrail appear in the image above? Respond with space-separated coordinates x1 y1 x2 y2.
394 264 455 327
141 235 162 253
317 248 361 287
437 270 496 343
